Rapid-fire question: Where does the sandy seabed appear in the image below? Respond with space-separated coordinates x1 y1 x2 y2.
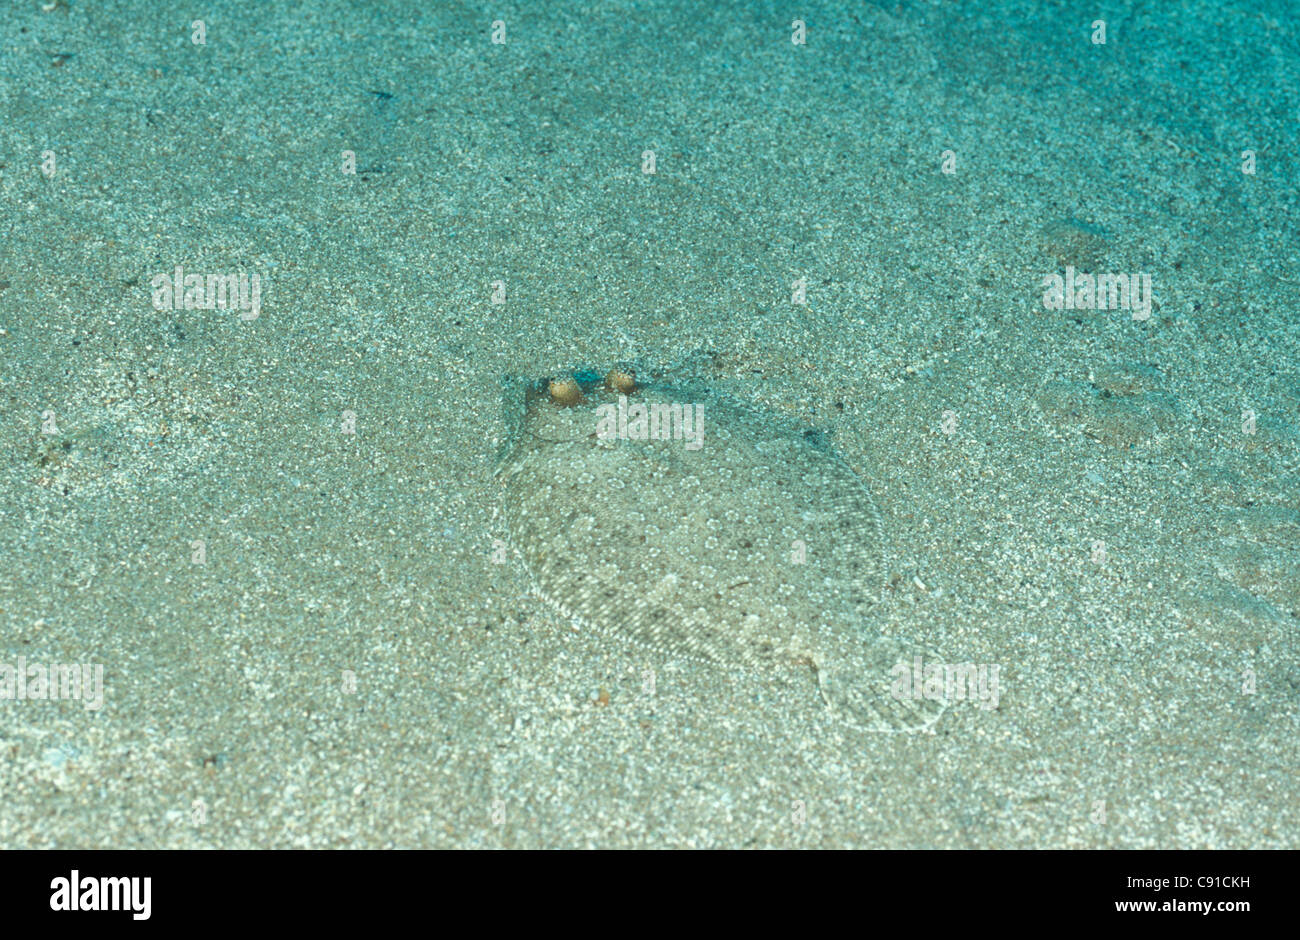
1 0 1297 847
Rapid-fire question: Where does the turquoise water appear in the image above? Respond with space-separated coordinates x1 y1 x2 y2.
1 0 1297 848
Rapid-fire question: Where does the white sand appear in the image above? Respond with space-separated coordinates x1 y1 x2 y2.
1 0 1297 847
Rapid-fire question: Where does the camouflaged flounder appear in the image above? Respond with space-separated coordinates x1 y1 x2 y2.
495 366 948 733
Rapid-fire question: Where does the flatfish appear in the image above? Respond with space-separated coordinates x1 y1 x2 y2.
495 365 948 733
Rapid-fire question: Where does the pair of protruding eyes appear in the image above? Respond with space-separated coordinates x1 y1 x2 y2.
548 369 636 406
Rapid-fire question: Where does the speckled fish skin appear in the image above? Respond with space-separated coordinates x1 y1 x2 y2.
496 368 949 733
